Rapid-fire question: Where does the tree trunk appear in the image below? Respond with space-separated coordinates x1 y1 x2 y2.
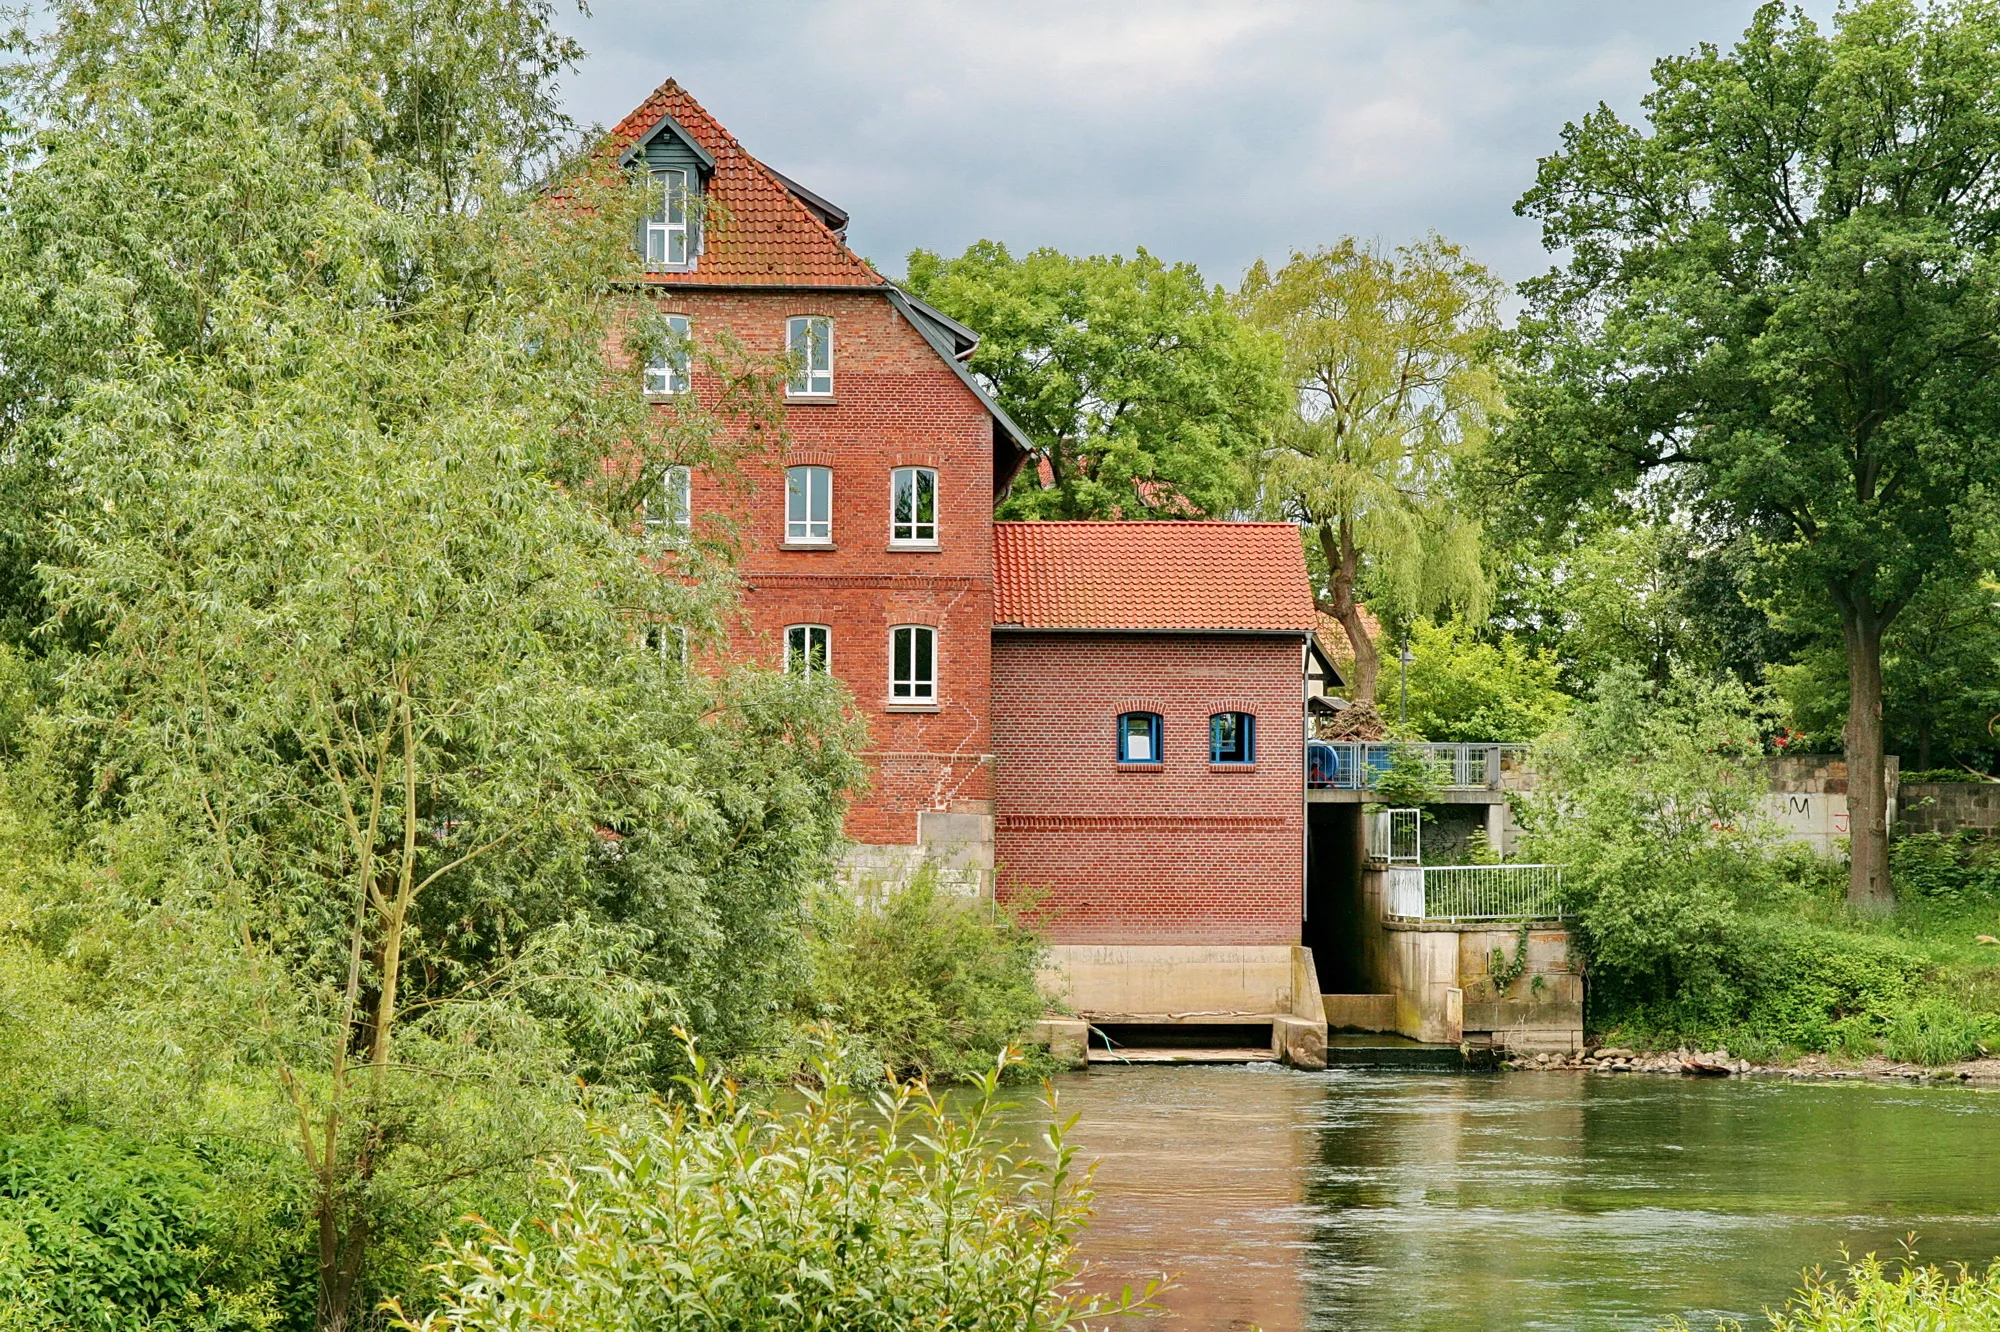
1841 606 1893 911
1318 518 1379 703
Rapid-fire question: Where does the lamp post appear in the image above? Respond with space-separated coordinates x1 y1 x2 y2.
1399 635 1413 730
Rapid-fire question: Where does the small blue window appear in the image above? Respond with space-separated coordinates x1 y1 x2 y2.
1118 712 1162 763
1210 712 1256 764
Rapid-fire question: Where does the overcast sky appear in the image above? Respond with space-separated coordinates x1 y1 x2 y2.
555 1 1842 291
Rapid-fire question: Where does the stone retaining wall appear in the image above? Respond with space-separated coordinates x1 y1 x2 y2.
1899 782 2000 837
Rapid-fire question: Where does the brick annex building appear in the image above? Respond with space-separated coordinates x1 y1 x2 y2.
610 82 1341 1061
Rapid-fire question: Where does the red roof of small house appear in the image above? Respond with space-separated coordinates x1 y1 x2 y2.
605 80 885 289
993 522 1317 632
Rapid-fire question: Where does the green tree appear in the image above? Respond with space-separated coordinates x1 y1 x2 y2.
1772 564 2000 771
903 242 1284 520
1500 0 2000 907
1402 618 1570 743
0 0 589 650
1238 236 1499 704
1 11 866 1328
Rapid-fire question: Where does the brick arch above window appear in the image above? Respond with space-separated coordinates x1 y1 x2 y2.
1108 699 1169 718
785 447 836 468
892 451 944 469
1205 701 1266 720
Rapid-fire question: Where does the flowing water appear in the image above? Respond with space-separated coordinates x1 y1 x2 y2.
1028 1065 2000 1331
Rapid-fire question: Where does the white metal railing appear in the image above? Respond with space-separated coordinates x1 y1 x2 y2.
1383 863 1565 923
1308 742 1534 791
1366 807 1422 864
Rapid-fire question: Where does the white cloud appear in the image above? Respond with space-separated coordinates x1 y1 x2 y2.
556 0 1840 287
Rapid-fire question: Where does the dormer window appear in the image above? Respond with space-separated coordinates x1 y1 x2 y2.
647 169 691 268
787 316 833 397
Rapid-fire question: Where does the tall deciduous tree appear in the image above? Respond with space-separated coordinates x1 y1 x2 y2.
903 242 1285 520
1499 0 2000 907
1238 236 1500 704
2 6 866 1328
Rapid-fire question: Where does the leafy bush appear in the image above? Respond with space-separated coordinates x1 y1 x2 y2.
1892 833 2000 909
1519 668 1777 1002
1367 743 1448 805
1902 770 1998 784
1602 917 1930 1053
400 1040 1162 1332
1401 617 1570 743
0 1128 307 1331
1671 1251 2000 1331
795 864 1053 1083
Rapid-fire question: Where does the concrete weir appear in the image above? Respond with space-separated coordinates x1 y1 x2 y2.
1033 945 1330 1069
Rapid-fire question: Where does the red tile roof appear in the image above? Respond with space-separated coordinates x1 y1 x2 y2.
606 80 885 288
993 522 1317 632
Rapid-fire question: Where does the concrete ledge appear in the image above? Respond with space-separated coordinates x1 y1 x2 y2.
1027 1018 1089 1068
1323 993 1396 1032
1041 944 1328 1069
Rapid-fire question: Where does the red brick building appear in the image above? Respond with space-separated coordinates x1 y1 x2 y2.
990 522 1323 944
605 83 1334 978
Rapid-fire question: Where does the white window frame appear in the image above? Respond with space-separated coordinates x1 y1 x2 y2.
786 315 833 396
643 314 691 395
644 465 691 541
785 624 831 678
646 169 690 269
642 624 688 666
890 467 938 545
785 465 832 544
890 625 936 702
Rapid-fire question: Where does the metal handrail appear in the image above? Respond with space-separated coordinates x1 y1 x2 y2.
1384 863 1566 923
1308 741 1534 792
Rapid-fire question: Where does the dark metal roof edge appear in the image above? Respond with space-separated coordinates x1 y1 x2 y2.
762 165 850 231
893 288 981 358
1307 632 1346 688
883 288 1035 456
617 109 718 171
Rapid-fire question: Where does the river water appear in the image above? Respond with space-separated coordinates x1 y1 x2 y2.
1036 1065 2000 1331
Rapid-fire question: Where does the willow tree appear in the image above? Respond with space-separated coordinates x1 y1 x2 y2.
3 4 864 1327
1238 236 1501 704
1499 0 2000 908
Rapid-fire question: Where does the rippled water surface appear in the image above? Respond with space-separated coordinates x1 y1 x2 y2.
1026 1066 2000 1331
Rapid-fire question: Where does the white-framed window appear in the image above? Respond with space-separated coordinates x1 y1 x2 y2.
785 465 832 544
643 314 691 395
890 467 937 544
890 625 936 702
786 316 833 396
646 169 690 268
642 624 688 666
785 624 830 678
644 465 691 541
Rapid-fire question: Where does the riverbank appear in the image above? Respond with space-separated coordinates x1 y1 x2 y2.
1505 1044 2000 1086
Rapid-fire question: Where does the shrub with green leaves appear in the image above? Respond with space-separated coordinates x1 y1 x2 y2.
399 1040 1162 1332
0 1128 309 1331
1670 1251 2000 1331
796 865 1052 1084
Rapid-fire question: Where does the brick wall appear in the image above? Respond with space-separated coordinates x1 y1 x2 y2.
631 287 998 846
991 633 1307 945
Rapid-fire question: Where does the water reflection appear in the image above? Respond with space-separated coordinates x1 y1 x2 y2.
1030 1066 2000 1331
